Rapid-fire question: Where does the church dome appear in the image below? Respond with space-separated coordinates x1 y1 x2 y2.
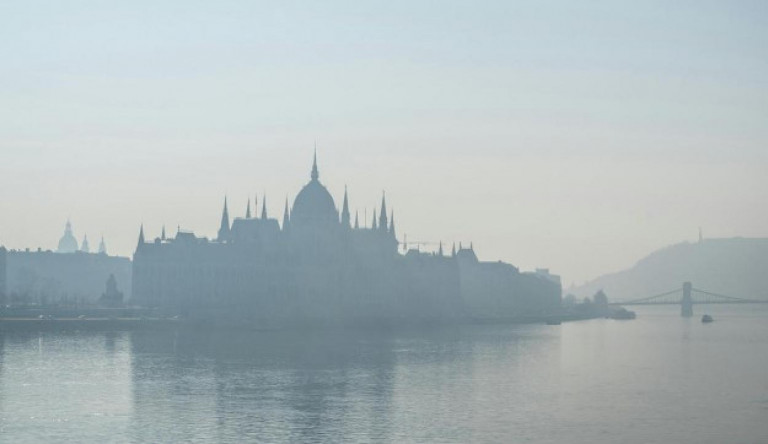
57 220 79 253
291 153 338 227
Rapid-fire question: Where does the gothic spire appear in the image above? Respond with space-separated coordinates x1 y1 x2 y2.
81 234 90 253
372 209 378 230
379 192 388 232
246 198 252 219
438 241 444 257
98 236 107 254
137 224 145 249
311 147 319 182
261 194 268 219
451 242 456 257
354 210 359 229
341 186 351 228
388 210 396 238
161 225 166 241
218 197 230 242
282 197 291 231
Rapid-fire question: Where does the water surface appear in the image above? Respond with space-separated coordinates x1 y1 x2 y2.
1 305 766 443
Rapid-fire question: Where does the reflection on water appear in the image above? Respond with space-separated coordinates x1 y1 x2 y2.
1 305 768 443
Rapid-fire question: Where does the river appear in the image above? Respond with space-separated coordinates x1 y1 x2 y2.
1 304 766 443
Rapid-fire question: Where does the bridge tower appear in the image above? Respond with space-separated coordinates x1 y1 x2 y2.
681 281 693 317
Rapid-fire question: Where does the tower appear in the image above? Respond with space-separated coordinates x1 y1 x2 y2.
98 236 107 254
311 147 319 182
80 234 90 253
388 211 396 238
379 193 388 232
372 209 378 230
261 195 268 219
681 282 693 317
217 197 230 242
246 199 252 219
136 224 145 253
282 198 291 231
341 187 351 229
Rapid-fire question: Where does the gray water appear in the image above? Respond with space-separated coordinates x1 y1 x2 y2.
1 305 767 443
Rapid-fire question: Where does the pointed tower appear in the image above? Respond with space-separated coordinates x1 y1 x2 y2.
161 225 166 241
282 198 291 232
451 242 456 257
80 234 90 253
388 211 396 238
217 197 230 242
98 236 107 254
261 195 268 219
372 209 378 230
378 193 388 232
438 241 444 257
354 210 359 229
246 199 252 219
311 147 319 182
341 186 351 229
137 225 145 252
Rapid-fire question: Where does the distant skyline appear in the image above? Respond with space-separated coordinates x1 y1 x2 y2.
1 1 766 285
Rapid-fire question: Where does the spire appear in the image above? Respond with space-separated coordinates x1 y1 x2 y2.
137 224 145 248
261 194 268 219
341 186 351 228
438 241 444 257
379 192 388 232
217 197 230 242
246 198 252 219
354 210 359 229
311 146 319 182
161 225 167 241
282 197 291 231
98 236 107 254
451 242 456 257
372 209 378 230
81 234 90 253
470 242 474 251
388 210 396 238
65 219 73 235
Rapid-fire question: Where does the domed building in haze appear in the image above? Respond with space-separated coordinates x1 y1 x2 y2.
132 152 561 325
57 220 79 253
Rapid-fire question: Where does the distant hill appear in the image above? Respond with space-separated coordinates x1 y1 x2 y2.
568 238 768 302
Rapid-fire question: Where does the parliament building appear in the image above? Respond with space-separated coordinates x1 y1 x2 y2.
131 154 561 325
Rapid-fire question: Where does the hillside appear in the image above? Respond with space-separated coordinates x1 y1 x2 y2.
568 238 768 302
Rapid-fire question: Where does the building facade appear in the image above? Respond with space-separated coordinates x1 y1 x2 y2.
132 154 560 324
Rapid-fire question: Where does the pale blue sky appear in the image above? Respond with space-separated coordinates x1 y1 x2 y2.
1 0 766 285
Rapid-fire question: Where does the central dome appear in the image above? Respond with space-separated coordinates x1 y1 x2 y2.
57 220 79 253
290 153 338 227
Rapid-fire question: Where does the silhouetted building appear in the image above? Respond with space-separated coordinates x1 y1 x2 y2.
0 246 7 306
4 248 131 306
132 154 560 324
57 220 79 253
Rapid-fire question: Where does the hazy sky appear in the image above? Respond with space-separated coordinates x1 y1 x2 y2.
1 0 766 286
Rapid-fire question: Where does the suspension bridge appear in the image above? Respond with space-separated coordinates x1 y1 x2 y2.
609 282 767 317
